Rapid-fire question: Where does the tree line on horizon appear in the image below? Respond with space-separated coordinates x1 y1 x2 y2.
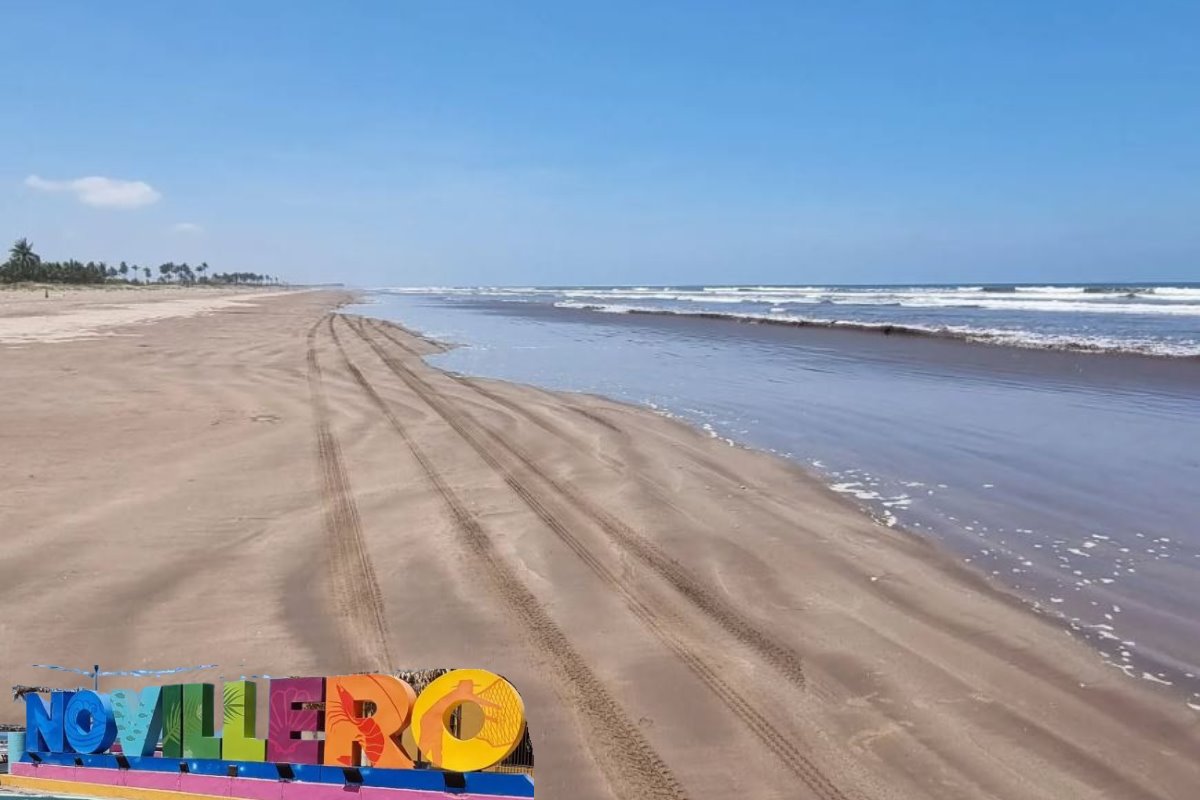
0 238 279 286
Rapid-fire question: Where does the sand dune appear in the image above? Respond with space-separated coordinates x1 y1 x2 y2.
0 290 1196 799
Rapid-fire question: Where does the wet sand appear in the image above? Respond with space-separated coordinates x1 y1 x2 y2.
403 296 1200 693
0 289 1197 799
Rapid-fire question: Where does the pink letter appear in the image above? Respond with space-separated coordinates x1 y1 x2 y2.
267 677 325 764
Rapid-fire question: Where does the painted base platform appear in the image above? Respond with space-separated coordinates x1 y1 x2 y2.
5 763 532 800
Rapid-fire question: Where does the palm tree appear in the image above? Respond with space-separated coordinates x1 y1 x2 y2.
10 238 37 263
7 238 41 281
142 267 151 282
159 263 174 283
119 262 129 281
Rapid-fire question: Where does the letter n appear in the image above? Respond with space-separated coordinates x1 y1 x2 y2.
25 691 72 754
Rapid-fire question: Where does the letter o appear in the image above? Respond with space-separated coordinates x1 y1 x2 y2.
64 691 117 754
410 669 526 773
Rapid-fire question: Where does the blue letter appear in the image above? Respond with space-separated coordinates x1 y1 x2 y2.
25 691 71 754
111 687 163 757
64 691 117 754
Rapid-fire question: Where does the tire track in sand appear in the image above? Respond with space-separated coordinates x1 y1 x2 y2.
305 318 393 670
342 316 853 800
366 321 1183 800
364 317 810 691
325 317 687 800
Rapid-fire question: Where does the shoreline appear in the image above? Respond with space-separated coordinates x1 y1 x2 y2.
371 292 1200 702
2 291 1197 799
363 307 1200 706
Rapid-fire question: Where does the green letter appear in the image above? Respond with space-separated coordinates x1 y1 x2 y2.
161 685 183 758
181 683 221 759
221 681 266 762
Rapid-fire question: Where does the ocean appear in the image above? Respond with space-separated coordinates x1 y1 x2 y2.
380 283 1200 357
350 284 1200 714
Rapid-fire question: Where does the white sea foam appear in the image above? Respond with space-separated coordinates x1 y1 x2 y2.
548 300 1200 357
383 283 1200 312
377 284 1200 356
1142 672 1174 686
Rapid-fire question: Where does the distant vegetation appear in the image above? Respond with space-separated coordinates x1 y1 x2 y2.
0 238 279 286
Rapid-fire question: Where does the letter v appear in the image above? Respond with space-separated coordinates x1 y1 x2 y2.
110 687 164 757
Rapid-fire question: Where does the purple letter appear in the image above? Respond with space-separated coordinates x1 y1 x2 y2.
267 677 325 764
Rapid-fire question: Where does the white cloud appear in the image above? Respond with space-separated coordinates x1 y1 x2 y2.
170 222 203 234
25 174 162 209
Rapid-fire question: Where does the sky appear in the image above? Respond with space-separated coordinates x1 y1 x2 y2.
2 1 1198 286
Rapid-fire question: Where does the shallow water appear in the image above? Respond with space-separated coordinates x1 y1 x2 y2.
351 291 1200 712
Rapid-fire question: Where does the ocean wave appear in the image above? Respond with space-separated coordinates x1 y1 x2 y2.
551 301 1200 358
613 292 1196 315
380 285 1200 316
374 284 1200 356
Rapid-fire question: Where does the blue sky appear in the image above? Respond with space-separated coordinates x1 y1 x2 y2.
3 1 1197 286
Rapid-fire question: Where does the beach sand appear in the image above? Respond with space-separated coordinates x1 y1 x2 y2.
0 284 301 344
0 289 1196 799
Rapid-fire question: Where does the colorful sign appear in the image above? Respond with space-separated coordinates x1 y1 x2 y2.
23 670 527 776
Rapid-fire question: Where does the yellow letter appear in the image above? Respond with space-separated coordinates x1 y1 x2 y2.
410 669 526 773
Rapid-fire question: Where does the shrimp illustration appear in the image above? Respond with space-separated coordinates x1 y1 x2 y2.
323 675 417 769
325 683 386 766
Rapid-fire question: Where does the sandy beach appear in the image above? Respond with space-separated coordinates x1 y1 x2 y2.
1 288 1197 800
0 285 302 343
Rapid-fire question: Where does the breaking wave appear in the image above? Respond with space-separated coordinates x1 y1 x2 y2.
378 284 1200 358
550 302 1200 358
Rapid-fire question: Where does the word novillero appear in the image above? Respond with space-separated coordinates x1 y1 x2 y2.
24 670 526 775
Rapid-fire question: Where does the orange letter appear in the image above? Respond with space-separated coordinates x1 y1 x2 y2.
323 674 416 769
